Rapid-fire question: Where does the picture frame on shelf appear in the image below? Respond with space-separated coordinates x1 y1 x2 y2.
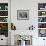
17 10 29 20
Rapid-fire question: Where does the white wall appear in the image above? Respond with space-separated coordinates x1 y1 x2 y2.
11 0 38 30
11 0 46 46
11 0 46 30
11 0 38 45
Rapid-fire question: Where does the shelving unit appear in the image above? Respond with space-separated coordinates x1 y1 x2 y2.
0 3 8 37
38 3 46 37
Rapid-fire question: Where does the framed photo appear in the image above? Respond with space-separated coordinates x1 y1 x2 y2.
17 10 29 20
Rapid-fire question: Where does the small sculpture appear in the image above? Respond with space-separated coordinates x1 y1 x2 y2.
11 23 16 30
29 25 35 30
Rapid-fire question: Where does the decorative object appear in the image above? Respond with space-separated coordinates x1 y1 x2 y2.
0 6 1 10
21 40 25 46
38 17 46 22
39 29 46 37
17 10 29 20
5 6 8 10
0 11 8 16
11 23 16 30
0 3 8 10
0 17 8 22
38 23 46 28
38 11 46 16
19 35 29 40
0 23 8 37
42 12 45 15
19 35 32 45
15 35 32 46
29 25 35 30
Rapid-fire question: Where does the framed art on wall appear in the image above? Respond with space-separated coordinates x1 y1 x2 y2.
17 10 29 20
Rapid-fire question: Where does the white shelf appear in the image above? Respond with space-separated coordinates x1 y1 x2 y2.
0 16 8 17
38 28 46 29
38 22 46 23
38 16 46 17
38 10 46 11
0 10 8 11
0 22 8 23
